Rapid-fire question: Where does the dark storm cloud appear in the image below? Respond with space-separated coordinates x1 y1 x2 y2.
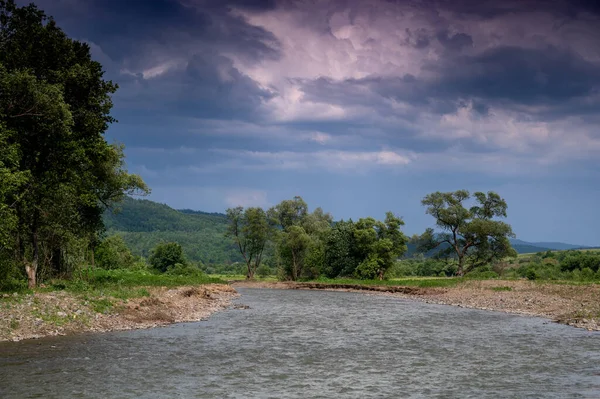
436 30 473 51
28 0 280 64
116 51 273 120
437 46 600 105
430 0 599 19
299 42 600 122
23 0 281 121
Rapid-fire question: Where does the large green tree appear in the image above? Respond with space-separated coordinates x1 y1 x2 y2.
149 242 187 273
0 0 148 287
322 220 356 278
353 212 408 280
225 206 270 279
418 190 516 276
268 197 332 280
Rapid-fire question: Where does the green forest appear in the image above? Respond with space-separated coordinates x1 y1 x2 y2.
104 197 243 265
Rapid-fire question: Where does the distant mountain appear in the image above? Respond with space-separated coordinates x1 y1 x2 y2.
509 239 592 252
103 197 242 265
404 238 590 258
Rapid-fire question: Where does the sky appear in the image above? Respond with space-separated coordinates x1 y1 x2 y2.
23 0 600 246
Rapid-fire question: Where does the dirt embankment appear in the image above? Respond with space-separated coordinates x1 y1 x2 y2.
0 284 238 342
232 280 600 331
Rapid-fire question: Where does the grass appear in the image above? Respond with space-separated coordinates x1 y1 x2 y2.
88 298 115 314
38 268 226 301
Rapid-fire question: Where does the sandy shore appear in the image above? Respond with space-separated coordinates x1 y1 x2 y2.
0 284 239 342
232 280 600 331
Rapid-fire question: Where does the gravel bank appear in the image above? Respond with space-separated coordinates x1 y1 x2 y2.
0 284 239 342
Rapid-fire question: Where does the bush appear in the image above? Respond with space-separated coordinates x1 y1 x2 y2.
165 263 203 277
580 267 595 281
256 264 273 278
149 242 187 273
94 235 135 270
525 269 538 281
354 255 381 280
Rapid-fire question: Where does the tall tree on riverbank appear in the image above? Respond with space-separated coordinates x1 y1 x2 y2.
353 212 408 280
416 190 516 276
0 0 148 287
267 197 333 280
225 207 270 279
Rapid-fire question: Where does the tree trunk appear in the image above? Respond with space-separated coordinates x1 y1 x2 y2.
291 250 298 281
25 225 39 288
456 255 465 277
90 243 95 268
246 257 254 280
25 263 36 288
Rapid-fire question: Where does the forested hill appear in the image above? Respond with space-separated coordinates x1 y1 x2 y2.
103 197 242 265
104 197 591 264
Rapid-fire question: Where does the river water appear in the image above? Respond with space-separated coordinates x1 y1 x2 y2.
1 288 599 398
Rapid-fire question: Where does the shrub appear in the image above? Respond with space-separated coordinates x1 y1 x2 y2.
581 267 595 281
542 258 559 266
256 264 273 278
525 269 538 280
354 255 381 280
492 261 511 276
165 263 203 277
94 235 135 270
149 242 187 273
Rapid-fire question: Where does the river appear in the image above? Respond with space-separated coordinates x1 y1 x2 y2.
1 288 599 398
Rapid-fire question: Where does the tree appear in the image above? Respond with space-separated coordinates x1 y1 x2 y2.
418 190 516 276
268 197 332 280
225 206 270 279
267 196 308 229
278 225 311 280
323 220 356 278
149 242 186 273
352 212 407 279
0 1 148 287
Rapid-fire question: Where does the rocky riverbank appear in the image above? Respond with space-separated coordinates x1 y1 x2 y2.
0 284 238 342
232 280 600 331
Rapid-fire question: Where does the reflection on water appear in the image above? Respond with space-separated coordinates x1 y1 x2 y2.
1 288 599 398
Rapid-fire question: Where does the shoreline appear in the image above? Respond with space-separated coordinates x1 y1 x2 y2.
0 284 239 342
3 279 598 342
232 280 600 331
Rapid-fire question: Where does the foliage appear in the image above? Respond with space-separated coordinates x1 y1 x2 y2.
225 206 270 279
104 197 243 265
268 197 334 281
165 263 204 277
265 197 407 281
94 235 136 270
322 220 357 278
351 213 408 280
391 257 457 278
149 242 187 273
0 0 148 287
415 190 516 276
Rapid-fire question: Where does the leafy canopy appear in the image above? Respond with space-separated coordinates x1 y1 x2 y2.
418 190 516 276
